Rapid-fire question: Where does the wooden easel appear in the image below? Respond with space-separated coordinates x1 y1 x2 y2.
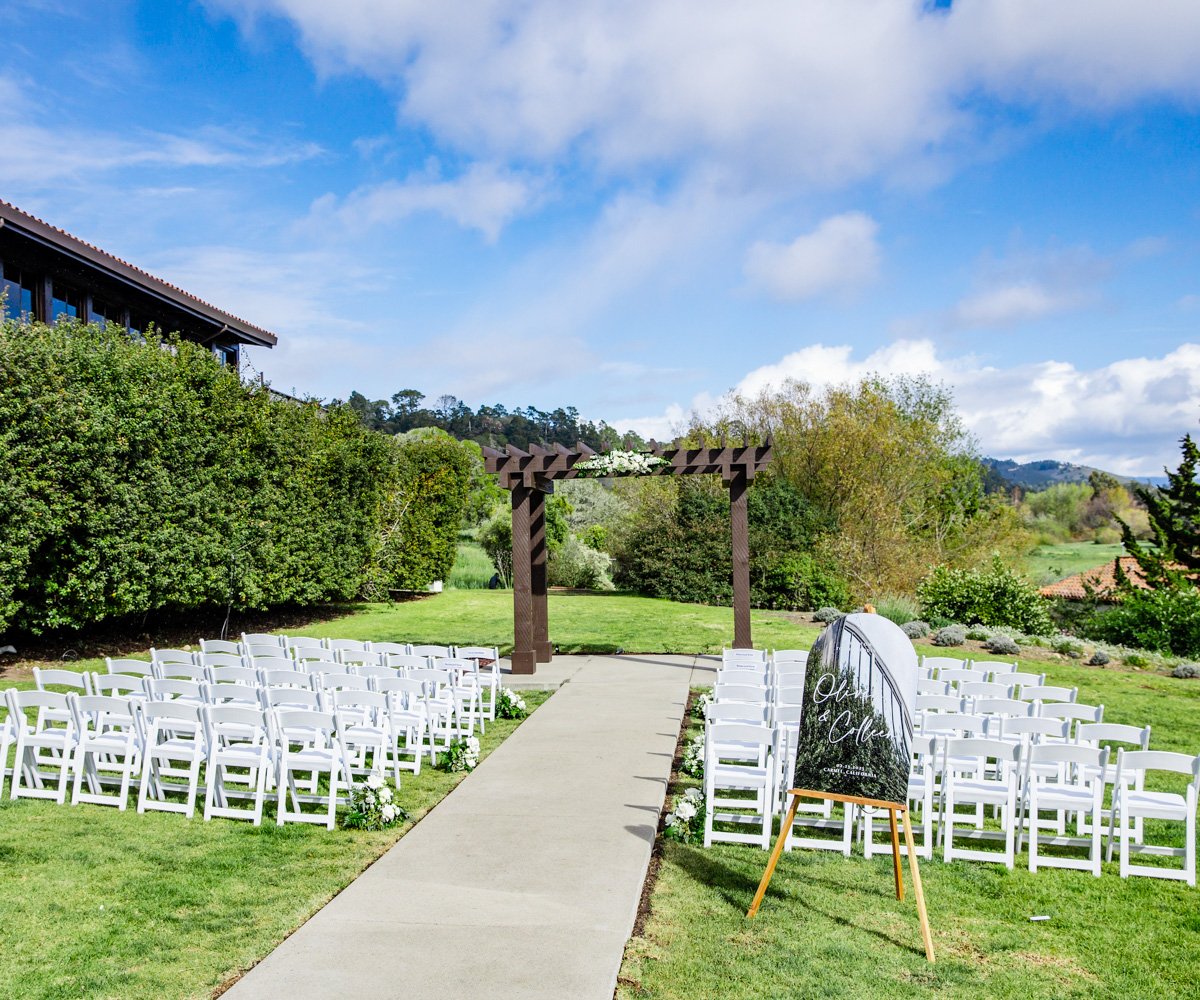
747 789 935 963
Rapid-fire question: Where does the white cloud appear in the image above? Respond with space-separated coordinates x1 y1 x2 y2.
213 1 1200 187
622 339 1200 477
951 282 1084 328
307 162 543 242
744 212 880 301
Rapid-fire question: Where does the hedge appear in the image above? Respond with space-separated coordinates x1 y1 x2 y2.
0 320 466 635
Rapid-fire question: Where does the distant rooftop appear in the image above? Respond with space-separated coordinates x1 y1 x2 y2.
1039 557 1148 601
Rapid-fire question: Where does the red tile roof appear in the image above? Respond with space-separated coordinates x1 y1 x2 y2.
1039 557 1149 601
0 198 277 346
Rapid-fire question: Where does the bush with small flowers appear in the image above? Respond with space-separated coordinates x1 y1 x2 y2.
342 773 408 831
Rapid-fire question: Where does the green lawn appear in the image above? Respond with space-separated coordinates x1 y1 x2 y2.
446 538 495 590
619 662 1200 999
1022 541 1126 586
0 691 548 999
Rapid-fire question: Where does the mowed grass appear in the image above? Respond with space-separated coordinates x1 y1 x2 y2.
619 666 1200 999
0 690 549 1000
1022 541 1126 585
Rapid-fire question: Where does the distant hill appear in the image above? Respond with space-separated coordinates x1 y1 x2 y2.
982 457 1166 492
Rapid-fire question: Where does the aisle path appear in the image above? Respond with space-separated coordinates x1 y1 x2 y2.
226 654 712 1000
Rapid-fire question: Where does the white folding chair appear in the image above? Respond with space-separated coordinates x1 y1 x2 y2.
285 636 326 656
1107 749 1200 886
331 690 392 781
151 648 197 671
917 678 950 697
457 646 501 721
368 641 412 657
137 701 206 818
1075 722 1151 839
970 659 1016 676
106 657 153 678
6 689 77 803
381 652 430 673
990 670 1045 689
155 662 209 683
145 678 206 708
200 652 248 672
971 697 1033 720
376 676 427 777
274 709 343 830
703 722 775 849
713 682 769 705
208 665 260 687
69 694 142 810
940 737 1022 867
242 633 286 649
337 650 383 669
264 686 322 713
245 645 290 662
90 672 148 703
33 667 92 697
205 682 263 710
863 734 937 860
1039 702 1104 733
961 681 1015 703
722 647 767 668
939 668 977 690
921 656 967 676
203 705 272 825
1016 744 1109 875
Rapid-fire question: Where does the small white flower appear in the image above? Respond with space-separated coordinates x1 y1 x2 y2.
675 800 697 821
366 773 384 790
381 803 396 822
378 786 393 803
684 787 703 802
364 792 376 807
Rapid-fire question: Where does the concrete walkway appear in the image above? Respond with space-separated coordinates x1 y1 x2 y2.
226 654 711 1000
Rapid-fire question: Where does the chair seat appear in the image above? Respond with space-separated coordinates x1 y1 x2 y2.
286 747 339 768
950 780 1011 804
1029 785 1095 809
710 763 771 788
149 737 203 756
1125 790 1189 819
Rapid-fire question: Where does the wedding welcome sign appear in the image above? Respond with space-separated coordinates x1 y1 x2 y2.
792 613 918 806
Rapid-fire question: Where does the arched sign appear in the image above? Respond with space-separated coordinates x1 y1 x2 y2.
792 613 918 807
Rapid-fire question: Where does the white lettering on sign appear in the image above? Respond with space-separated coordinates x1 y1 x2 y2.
813 671 889 746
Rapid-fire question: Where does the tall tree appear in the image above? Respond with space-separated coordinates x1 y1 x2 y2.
1120 433 1200 587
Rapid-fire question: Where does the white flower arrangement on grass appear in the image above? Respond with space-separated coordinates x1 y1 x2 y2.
663 788 705 844
681 736 704 778
691 689 713 719
496 688 528 719
438 736 481 772
574 450 669 478
342 772 409 831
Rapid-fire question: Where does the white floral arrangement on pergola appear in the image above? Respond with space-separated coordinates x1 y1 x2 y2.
574 449 669 477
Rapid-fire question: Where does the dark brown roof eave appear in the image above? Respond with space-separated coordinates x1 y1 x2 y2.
0 203 278 348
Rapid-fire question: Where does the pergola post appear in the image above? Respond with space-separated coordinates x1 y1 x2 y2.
510 485 536 674
530 488 552 662
729 470 752 649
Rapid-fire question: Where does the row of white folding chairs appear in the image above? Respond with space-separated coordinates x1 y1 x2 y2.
915 699 1104 741
1 689 411 829
95 654 498 727
702 714 1198 884
36 668 469 764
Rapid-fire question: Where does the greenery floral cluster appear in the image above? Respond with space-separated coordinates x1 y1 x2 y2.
691 690 713 719
342 773 408 831
438 736 481 772
495 688 528 719
663 788 705 844
680 736 704 778
574 450 668 478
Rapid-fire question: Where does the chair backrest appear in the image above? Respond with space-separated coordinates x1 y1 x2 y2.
922 712 988 737
205 682 262 708
1026 742 1108 771
773 658 808 679
242 633 285 648
994 716 1070 743
151 648 196 666
411 667 452 694
917 678 950 696
455 645 499 663
106 657 153 677
351 663 398 681
326 638 369 653
706 701 770 725
722 647 768 666
156 662 208 683
773 649 808 664
1021 684 1077 703
274 709 338 746
970 659 1015 675
773 678 806 706
251 655 300 672
337 650 382 667
915 694 965 715
972 697 1032 718
312 672 371 694
141 699 202 733
205 704 269 743
200 652 246 670
292 648 334 663
706 721 773 754
146 678 203 702
245 644 289 661
71 694 138 734
411 644 452 658
285 636 326 653
260 669 309 688
943 736 1021 765
939 668 977 688
376 676 428 710
200 638 242 655
369 641 413 657
295 659 342 676
1039 702 1103 725
90 673 145 699
713 683 768 704
264 687 322 711
7 687 72 724
381 653 429 672
332 688 388 719
921 656 966 674
990 670 1045 688
33 668 90 693
960 681 1014 701
1114 748 1200 782
1076 722 1150 750
208 665 260 686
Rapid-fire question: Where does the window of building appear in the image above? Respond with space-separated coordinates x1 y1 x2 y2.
89 297 111 328
50 281 80 323
1 262 35 321
213 343 239 368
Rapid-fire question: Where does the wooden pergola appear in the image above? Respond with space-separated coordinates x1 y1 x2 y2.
482 439 774 673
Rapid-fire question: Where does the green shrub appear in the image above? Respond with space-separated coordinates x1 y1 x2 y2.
932 624 967 647
813 606 843 623
0 320 416 634
478 511 513 588
985 634 1019 655
917 557 1053 634
873 595 921 627
548 536 615 590
1085 584 1200 657
900 620 929 639
753 552 850 611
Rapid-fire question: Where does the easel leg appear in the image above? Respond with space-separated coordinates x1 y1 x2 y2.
901 808 935 963
888 807 904 901
748 793 801 918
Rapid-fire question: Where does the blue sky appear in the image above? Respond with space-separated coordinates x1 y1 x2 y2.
2 1 1199 475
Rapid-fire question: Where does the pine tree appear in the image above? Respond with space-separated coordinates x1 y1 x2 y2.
1119 433 1200 589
